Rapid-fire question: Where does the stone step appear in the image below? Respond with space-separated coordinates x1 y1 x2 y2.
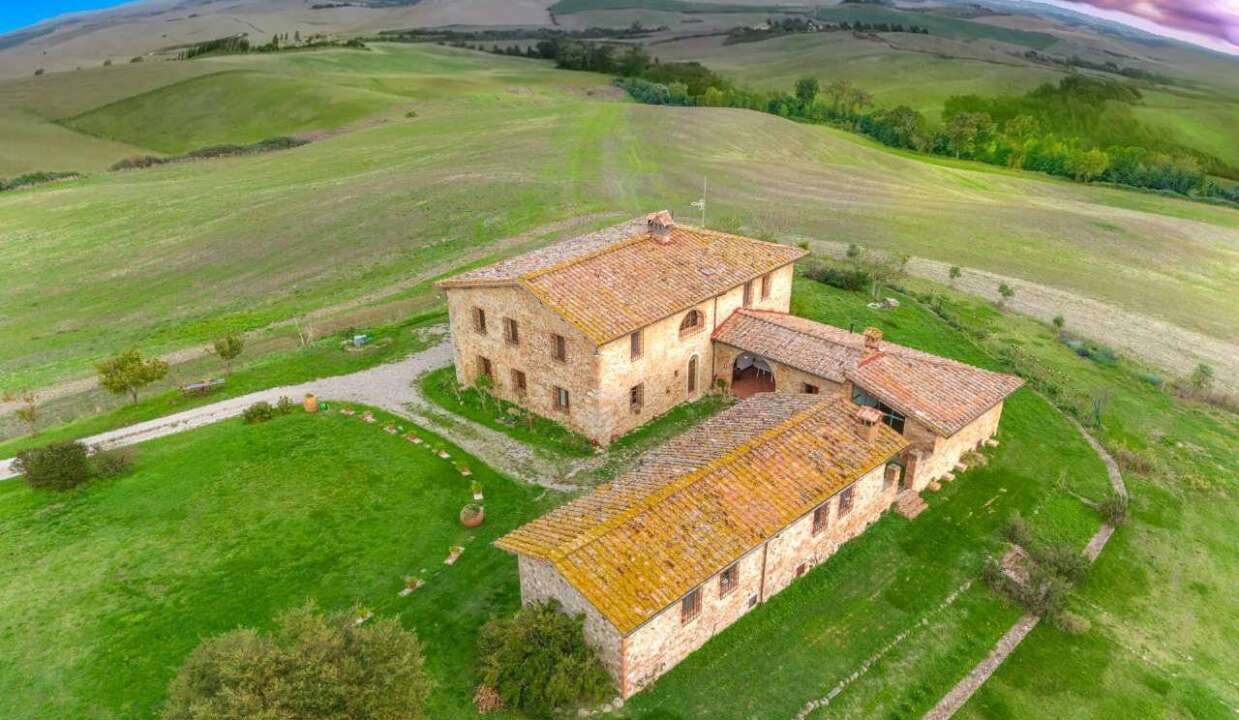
895 491 928 519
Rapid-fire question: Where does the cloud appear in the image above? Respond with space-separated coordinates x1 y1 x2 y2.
1041 0 1239 53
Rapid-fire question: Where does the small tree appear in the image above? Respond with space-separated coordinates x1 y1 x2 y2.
96 350 169 403
14 392 38 435
997 282 1015 309
211 332 244 375
477 601 614 717
163 603 429 720
1187 363 1214 393
14 441 91 491
1052 314 1065 332
948 265 961 286
860 250 909 300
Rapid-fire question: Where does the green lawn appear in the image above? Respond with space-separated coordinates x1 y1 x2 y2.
0 405 561 720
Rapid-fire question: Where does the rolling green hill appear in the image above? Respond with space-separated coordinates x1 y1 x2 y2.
0 43 1235 396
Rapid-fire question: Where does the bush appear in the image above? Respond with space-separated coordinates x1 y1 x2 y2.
91 446 136 478
14 441 91 490
1098 491 1128 526
242 401 275 424
275 395 295 415
1033 543 1089 583
803 262 869 292
477 600 614 717
110 155 165 171
163 603 429 720
1004 512 1033 547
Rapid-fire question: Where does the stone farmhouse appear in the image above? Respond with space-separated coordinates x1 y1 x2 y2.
440 211 1024 696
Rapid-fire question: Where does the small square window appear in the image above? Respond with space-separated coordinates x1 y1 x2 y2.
553 386 570 412
511 369 527 394
719 564 739 597
630 383 644 413
838 485 855 516
802 383 819 395
503 317 519 345
472 307 487 335
681 588 702 624
477 356 492 379
551 334 567 362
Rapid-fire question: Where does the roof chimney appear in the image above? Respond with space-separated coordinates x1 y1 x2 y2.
647 210 675 245
856 405 883 442
860 326 883 363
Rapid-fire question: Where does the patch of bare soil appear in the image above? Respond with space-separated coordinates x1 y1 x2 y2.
813 239 1239 394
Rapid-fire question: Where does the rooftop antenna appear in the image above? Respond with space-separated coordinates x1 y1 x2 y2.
690 176 707 228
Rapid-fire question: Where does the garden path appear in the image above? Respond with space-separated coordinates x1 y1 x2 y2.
0 337 593 491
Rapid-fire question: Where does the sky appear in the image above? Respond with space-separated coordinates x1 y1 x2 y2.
1024 0 1239 55
1 0 1237 56
0 0 139 35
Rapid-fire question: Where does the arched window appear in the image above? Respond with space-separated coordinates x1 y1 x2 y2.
687 355 699 393
679 309 703 336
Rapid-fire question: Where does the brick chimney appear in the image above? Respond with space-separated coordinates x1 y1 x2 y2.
860 326 883 364
647 210 675 244
856 405 883 442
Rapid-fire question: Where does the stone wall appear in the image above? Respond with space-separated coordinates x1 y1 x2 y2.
516 556 624 681
910 402 1004 489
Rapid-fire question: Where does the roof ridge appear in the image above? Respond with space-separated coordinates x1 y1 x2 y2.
546 397 830 563
521 231 652 282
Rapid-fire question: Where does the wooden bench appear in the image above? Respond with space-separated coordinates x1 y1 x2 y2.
180 378 226 396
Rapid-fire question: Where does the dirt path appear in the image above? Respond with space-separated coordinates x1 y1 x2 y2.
0 212 624 418
0 338 590 491
811 240 1239 394
921 410 1127 719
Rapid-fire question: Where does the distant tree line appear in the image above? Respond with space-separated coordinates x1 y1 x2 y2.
376 22 664 43
725 16 928 45
0 171 80 193
178 33 364 60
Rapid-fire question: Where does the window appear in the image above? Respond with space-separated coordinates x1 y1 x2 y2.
630 330 643 360
687 355 699 394
477 356 493 379
742 280 753 307
850 386 907 434
511 369 527 395
795 563 807 577
630 383 644 413
472 307 487 335
503 317 519 345
838 485 855 516
679 309 703 336
552 386 570 412
760 273 771 299
681 588 702 624
551 333 567 362
802 382 819 395
719 563 739 597
812 503 829 535
884 462 903 488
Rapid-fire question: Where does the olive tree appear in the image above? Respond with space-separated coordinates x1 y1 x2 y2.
96 350 169 403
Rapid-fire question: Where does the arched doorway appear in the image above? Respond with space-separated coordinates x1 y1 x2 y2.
732 353 775 399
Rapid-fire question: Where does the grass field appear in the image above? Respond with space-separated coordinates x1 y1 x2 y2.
0 405 562 720
1 43 1235 399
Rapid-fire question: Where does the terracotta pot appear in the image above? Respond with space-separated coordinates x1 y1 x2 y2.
460 505 485 528
303 394 319 413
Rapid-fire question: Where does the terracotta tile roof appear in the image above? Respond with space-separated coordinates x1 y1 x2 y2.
437 213 807 345
714 310 1024 436
495 394 908 634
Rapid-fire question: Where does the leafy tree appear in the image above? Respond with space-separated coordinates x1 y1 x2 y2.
163 603 429 720
948 265 962 285
211 332 245 375
95 350 169 403
477 601 613 717
794 76 819 107
997 282 1015 308
1065 147 1109 181
1052 314 1065 331
944 111 994 158
616 45 650 77
860 250 909 300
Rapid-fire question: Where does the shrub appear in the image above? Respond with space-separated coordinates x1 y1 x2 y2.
1033 543 1089 583
162 603 429 720
91 446 136 478
1004 512 1033 547
242 401 275 424
1113 446 1152 475
803 262 869 292
110 155 166 171
275 395 295 415
1052 610 1091 635
1098 491 1128 526
15 441 91 491
477 600 614 717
